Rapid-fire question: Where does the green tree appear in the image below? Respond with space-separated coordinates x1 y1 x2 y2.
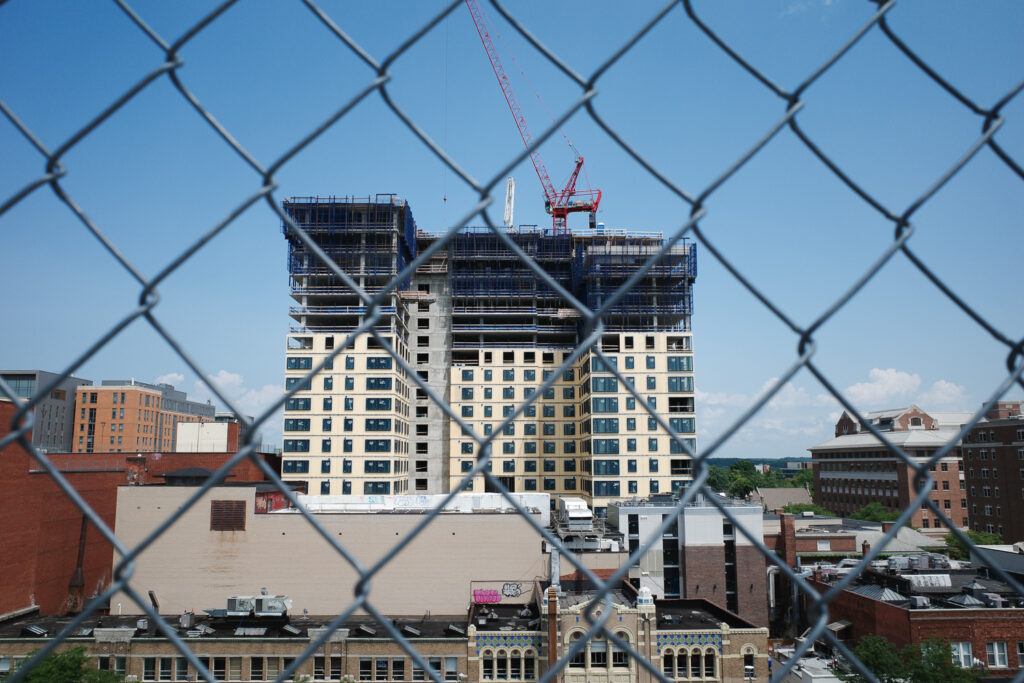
729 460 758 479
705 465 731 493
2 647 123 682
782 503 832 516
727 475 755 499
849 502 900 523
838 636 977 683
944 529 1003 561
838 634 907 683
789 468 814 490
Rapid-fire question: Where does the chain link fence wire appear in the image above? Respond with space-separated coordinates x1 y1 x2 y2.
2 0 1023 681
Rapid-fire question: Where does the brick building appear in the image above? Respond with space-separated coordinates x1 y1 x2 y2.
0 399 269 616
71 380 214 454
810 405 969 529
963 401 1024 542
807 568 1024 677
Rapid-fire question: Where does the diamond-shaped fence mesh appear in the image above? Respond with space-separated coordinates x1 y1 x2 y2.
1 1 1022 682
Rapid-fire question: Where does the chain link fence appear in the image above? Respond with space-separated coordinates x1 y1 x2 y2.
2 1 1022 681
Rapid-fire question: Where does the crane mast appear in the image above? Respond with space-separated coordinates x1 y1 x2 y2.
465 0 601 234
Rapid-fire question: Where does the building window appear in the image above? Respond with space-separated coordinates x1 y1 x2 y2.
210 500 245 531
987 641 1008 668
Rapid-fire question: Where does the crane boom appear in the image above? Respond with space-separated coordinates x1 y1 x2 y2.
465 0 601 234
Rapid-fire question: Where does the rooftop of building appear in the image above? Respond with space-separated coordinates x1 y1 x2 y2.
813 565 1024 611
469 603 542 633
0 611 468 642
653 599 758 630
543 579 757 630
809 427 960 452
752 486 813 511
292 493 550 521
608 491 760 511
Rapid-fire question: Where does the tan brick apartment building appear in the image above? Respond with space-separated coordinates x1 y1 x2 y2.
72 380 214 453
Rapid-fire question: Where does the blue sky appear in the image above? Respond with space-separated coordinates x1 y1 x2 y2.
1 0 1021 458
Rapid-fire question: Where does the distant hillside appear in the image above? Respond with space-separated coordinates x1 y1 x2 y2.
704 457 810 469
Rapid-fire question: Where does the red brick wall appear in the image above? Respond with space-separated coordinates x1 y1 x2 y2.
736 545 769 627
806 578 1024 676
806 577 910 644
682 545 769 627
895 407 936 431
835 412 858 437
794 535 857 553
0 411 269 616
909 610 1024 676
0 400 40 615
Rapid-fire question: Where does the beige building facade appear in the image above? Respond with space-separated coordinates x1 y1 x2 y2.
280 197 699 511
111 485 548 618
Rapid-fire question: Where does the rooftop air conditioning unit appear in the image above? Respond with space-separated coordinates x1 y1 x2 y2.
255 595 290 616
226 596 255 615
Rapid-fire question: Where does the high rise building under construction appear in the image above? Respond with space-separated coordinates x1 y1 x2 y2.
280 195 697 517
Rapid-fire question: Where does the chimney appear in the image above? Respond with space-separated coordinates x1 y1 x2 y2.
779 513 797 568
862 540 871 556
546 585 559 675
881 521 895 534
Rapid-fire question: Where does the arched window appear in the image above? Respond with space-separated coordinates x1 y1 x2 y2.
496 651 508 679
482 650 494 680
523 649 536 680
509 649 522 680
690 649 701 677
662 649 676 678
612 631 630 667
568 632 586 667
704 648 716 678
590 638 608 667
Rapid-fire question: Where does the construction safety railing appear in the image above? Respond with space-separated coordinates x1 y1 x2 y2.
1 1 1023 683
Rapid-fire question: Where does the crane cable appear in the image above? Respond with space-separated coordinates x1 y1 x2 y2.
442 3 450 208
480 5 591 193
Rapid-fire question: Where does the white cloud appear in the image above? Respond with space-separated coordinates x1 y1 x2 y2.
154 372 185 387
781 0 834 17
695 388 749 408
696 368 970 460
192 370 283 422
917 379 967 408
844 368 920 408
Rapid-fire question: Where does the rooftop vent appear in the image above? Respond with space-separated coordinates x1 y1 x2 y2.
357 625 376 636
21 625 47 638
402 625 421 637
447 624 466 636
226 596 255 615
255 595 291 616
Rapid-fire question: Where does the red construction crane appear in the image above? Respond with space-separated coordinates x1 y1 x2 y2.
465 0 601 234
